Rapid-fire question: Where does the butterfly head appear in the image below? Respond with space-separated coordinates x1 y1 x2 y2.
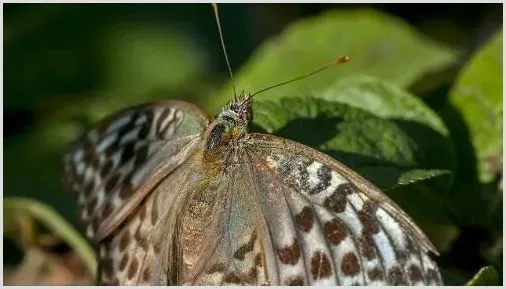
204 92 252 154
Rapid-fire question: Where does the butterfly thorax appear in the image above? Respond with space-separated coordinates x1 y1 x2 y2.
203 93 252 165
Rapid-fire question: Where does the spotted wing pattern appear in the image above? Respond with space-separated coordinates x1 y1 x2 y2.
62 100 209 241
182 134 442 285
76 125 442 285
95 150 202 285
244 134 442 285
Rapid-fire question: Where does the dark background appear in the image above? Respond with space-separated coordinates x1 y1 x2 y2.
3 3 502 285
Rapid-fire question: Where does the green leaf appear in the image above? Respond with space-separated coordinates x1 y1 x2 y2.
211 8 457 113
385 169 454 227
321 75 455 172
253 97 455 232
466 266 500 286
448 30 503 183
3 197 97 277
254 97 417 169
321 76 448 136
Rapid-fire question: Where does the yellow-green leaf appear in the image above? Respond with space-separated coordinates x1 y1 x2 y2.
449 30 502 183
212 8 457 113
466 266 500 285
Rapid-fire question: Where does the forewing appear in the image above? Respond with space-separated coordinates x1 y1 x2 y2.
97 145 231 285
62 100 209 241
238 133 443 285
95 149 203 285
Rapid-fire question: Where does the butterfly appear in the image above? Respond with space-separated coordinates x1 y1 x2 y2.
62 4 443 286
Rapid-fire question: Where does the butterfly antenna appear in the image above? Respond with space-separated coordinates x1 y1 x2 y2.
245 55 350 103
212 3 237 101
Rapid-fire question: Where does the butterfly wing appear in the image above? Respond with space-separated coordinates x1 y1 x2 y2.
240 133 443 285
85 122 442 285
97 141 235 285
62 100 210 242
183 133 442 285
96 147 206 285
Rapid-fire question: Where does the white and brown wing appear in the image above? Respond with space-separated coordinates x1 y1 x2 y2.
62 100 210 241
95 147 208 285
239 133 443 285
181 133 442 285
89 129 443 285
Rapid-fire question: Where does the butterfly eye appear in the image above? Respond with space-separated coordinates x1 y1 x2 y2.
205 123 229 151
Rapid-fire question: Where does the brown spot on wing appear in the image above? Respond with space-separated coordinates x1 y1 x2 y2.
278 239 301 265
324 218 348 246
368 266 384 281
387 266 408 285
360 234 377 260
310 251 332 279
233 231 257 261
323 183 353 213
244 266 258 284
154 241 161 254
337 183 354 195
254 253 263 268
142 268 151 282
357 202 380 235
134 226 148 251
341 252 360 276
127 257 139 280
208 263 226 274
223 272 241 284
119 231 131 252
356 202 380 261
409 265 422 283
295 206 314 232
286 276 305 285
119 253 129 272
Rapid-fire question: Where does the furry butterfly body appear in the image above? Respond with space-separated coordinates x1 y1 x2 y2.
63 92 443 285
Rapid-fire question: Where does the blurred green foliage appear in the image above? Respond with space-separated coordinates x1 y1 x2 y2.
3 3 502 286
449 30 502 184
